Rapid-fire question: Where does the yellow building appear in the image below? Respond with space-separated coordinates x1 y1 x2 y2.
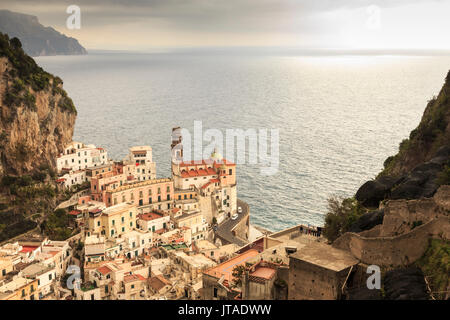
87 202 137 239
0 257 14 280
0 277 39 300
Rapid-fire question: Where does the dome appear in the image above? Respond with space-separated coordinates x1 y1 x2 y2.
210 148 223 161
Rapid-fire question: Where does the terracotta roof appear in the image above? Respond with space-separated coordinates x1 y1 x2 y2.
204 249 259 283
68 210 82 216
250 266 276 280
139 212 164 221
172 207 181 213
20 246 39 253
124 274 146 283
97 265 112 275
201 182 211 189
148 275 171 292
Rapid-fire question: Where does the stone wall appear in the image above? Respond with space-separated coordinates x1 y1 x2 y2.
333 217 449 267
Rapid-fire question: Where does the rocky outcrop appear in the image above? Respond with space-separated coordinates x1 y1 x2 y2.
0 10 87 57
383 268 430 300
355 70 450 210
0 32 76 176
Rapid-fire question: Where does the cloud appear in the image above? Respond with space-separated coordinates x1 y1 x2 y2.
0 0 448 49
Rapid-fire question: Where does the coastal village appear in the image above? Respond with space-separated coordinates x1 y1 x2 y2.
0 126 448 300
0 127 326 300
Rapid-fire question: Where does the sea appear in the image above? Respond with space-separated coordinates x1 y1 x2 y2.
35 50 450 232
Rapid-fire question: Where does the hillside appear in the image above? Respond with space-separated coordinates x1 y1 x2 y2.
324 70 450 300
0 31 77 242
0 10 87 57
355 70 450 209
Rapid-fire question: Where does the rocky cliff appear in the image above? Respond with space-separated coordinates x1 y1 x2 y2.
0 10 87 57
0 32 76 176
355 70 450 209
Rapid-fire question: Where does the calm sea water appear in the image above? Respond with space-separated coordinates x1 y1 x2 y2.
36 51 450 232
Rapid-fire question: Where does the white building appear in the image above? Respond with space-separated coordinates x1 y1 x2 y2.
56 169 88 189
21 263 56 299
124 146 156 181
56 141 109 173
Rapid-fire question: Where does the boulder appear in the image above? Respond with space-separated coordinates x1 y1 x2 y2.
349 209 384 233
383 267 430 300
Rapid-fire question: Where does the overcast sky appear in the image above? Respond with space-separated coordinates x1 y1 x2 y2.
1 0 450 50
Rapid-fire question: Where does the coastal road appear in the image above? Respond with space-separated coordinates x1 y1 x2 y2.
215 199 249 247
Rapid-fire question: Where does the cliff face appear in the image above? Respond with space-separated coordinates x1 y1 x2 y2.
0 10 87 57
355 70 450 208
383 70 450 177
0 32 76 176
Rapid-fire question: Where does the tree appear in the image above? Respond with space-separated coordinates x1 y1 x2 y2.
10 37 22 48
323 196 365 243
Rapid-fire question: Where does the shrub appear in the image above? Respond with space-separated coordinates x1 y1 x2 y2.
323 197 366 242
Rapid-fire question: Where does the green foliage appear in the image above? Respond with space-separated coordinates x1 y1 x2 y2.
436 165 450 186
231 265 246 288
13 141 32 162
41 209 73 240
323 197 366 242
0 32 76 114
0 210 37 242
416 239 450 300
411 220 423 230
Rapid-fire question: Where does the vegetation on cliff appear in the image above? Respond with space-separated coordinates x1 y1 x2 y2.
0 32 77 114
382 70 450 177
0 31 79 243
0 31 77 177
324 70 450 243
323 197 366 242
416 239 449 300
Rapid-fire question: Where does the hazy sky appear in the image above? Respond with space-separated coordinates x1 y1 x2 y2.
1 0 450 50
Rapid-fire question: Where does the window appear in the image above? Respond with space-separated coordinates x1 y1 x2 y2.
229 169 232 175
149 197 152 204
1 269 5 276
178 195 181 200
167 195 170 201
112 220 115 226
130 211 133 217
122 227 125 232
158 196 161 202
213 287 218 298
148 189 152 196
131 285 135 289
130 222 133 227
97 221 100 227
49 274 52 281
121 217 125 223
166 186 170 192
139 191 143 198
